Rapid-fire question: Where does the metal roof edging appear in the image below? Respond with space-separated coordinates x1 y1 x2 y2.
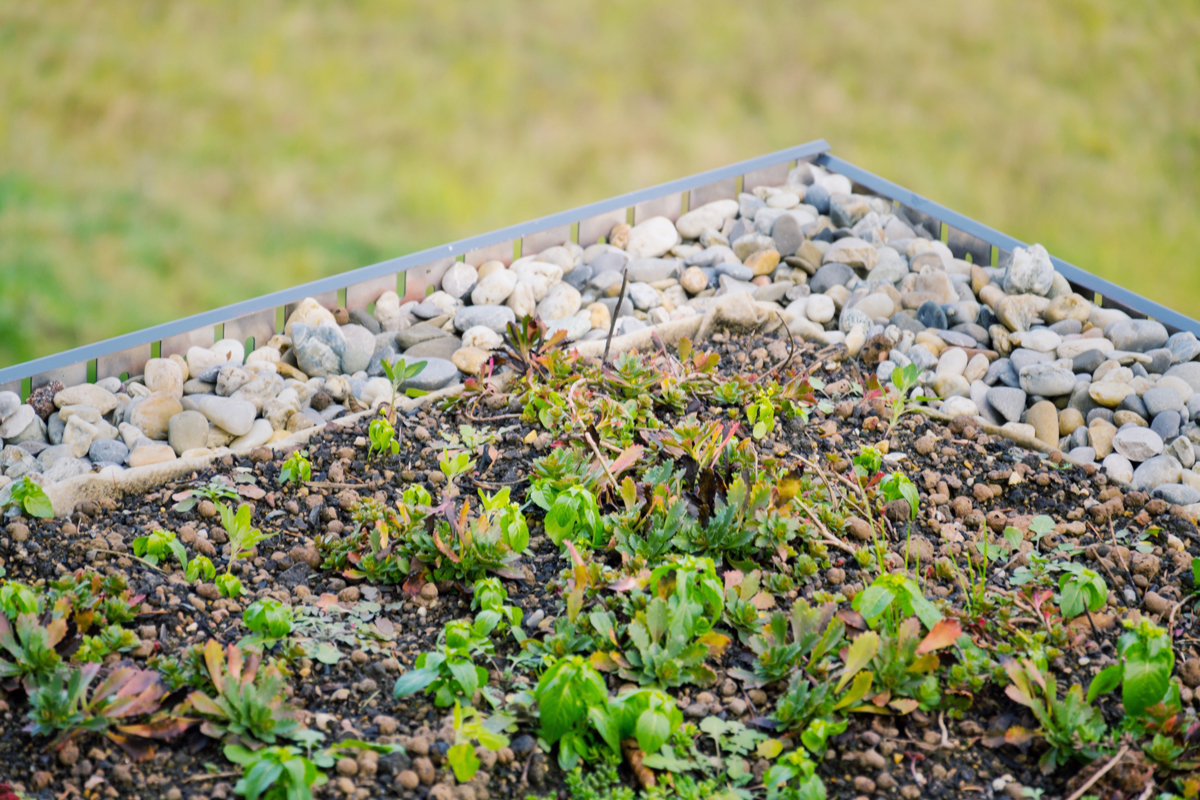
817 153 1200 337
0 138 831 385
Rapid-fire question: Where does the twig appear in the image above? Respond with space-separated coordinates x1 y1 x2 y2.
583 432 620 490
601 268 630 365
1135 775 1156 800
937 711 951 748
88 549 164 572
462 410 523 423
183 772 241 784
1063 744 1129 800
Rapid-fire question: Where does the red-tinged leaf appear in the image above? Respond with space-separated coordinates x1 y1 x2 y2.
1004 726 1036 746
433 529 461 563
836 609 867 630
171 491 193 502
907 654 941 674
608 445 645 479
491 566 526 581
116 716 196 741
44 617 68 649
870 690 891 706
199 720 225 739
564 541 585 570
604 577 640 593
314 593 341 610
203 640 224 695
105 732 155 761
722 570 744 590
751 593 777 611
188 692 225 718
237 484 265 500
227 644 244 686
401 573 427 597
888 699 920 715
1005 684 1033 708
375 618 395 637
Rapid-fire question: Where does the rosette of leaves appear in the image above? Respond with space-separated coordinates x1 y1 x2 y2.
0 610 67 690
728 599 845 688
614 584 728 689
1004 658 1107 774
187 641 307 745
319 488 431 584
25 663 191 759
414 488 529 583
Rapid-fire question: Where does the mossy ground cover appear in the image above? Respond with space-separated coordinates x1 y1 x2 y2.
3 321 1200 799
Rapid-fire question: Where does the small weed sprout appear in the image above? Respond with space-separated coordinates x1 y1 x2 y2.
367 414 400 460
4 476 53 519
887 364 935 432
279 450 311 485
132 529 189 572
217 503 273 598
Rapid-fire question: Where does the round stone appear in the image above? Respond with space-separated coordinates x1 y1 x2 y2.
809 263 855 294
986 387 1027 423
1143 386 1184 417
130 393 183 441
88 438 129 466
471 269 518 306
1102 453 1135 483
167 410 210 456
186 396 257 437
451 347 491 376
1112 427 1165 462
680 267 708 295
916 301 947 330
284 297 337 337
144 359 184 398
1132 454 1183 492
1106 319 1169 353
805 294 835 324
440 262 479 300
625 216 681 259
53 385 119 415
460 326 504 350
536 284 582 321
454 306 516 333
1018 360 1077 397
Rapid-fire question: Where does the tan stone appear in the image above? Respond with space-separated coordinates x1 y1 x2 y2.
130 393 183 440
1058 408 1085 436
451 347 491 375
128 443 177 467
744 249 781 277
1026 400 1059 447
1089 418 1118 459
588 302 611 331
1044 293 1093 323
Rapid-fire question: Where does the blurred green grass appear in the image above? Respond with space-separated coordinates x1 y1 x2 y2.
1 0 1197 367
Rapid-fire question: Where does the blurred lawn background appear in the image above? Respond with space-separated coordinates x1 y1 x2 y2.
1 0 1197 367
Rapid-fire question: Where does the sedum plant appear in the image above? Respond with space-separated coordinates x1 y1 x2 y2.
188 640 308 745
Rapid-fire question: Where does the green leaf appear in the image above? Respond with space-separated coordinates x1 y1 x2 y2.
635 708 671 755
393 667 438 698
1059 578 1085 619
855 585 894 622
23 490 53 519
1086 663 1123 703
1003 526 1023 551
1123 653 1172 717
534 657 608 745
1028 515 1055 538
447 743 480 782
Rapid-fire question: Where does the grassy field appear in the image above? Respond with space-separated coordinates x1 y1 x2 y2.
1 0 1197 367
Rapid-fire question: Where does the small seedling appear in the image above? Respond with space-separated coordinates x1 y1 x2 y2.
887 364 935 431
381 357 428 421
132 529 189 572
186 555 216 582
279 450 311 485
1057 563 1108 619
439 450 475 484
4 476 53 519
368 416 400 460
746 390 777 440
